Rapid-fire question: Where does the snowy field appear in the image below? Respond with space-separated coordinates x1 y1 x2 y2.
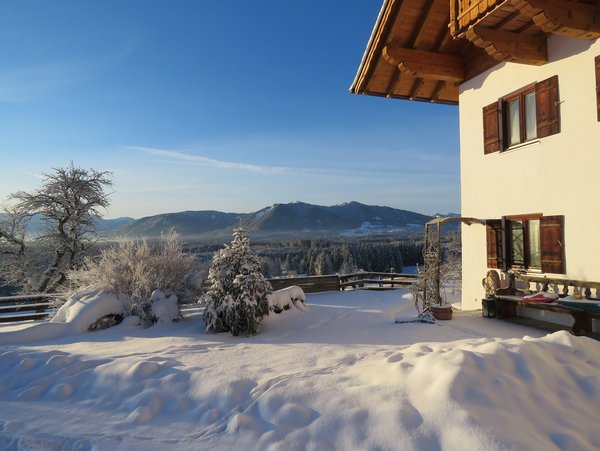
1 289 600 450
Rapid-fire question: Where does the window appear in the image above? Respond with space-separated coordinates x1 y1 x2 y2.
506 215 541 270
486 215 564 274
505 87 536 146
483 75 560 154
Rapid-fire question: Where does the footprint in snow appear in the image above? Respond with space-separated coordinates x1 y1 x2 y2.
386 352 404 363
339 354 358 366
227 413 262 433
202 408 221 424
0 420 24 433
49 382 75 400
46 354 74 368
17 380 51 400
398 402 423 430
18 357 39 372
275 403 318 427
128 361 161 378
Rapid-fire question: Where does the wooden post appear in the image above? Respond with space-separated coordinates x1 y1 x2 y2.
436 222 441 305
423 223 428 309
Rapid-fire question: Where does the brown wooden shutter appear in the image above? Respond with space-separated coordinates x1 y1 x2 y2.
595 55 600 122
536 75 560 138
483 101 502 154
540 215 565 274
486 220 503 269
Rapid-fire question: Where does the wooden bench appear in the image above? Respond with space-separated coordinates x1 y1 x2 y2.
487 273 600 336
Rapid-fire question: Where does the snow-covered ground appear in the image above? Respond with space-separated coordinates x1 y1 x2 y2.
1 289 600 450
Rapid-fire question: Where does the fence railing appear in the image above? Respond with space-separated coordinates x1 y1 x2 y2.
2 272 418 323
269 275 342 293
339 272 417 290
269 272 417 293
0 294 60 323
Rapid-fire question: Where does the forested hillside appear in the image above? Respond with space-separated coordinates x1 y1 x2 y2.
187 237 424 278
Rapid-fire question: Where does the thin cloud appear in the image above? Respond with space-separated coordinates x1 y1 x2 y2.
24 171 44 180
125 146 291 175
117 182 207 194
0 38 140 103
0 61 90 103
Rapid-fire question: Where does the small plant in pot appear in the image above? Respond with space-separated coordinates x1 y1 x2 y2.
412 261 453 320
412 231 461 321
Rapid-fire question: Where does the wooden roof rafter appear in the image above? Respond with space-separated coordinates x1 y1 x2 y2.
351 0 498 105
409 0 438 49
403 0 438 100
510 0 600 39
351 0 405 97
386 0 467 102
383 45 466 82
465 24 547 65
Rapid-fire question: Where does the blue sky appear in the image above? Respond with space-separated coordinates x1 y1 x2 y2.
0 1 460 219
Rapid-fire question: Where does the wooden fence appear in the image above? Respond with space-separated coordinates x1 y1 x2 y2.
2 272 417 323
339 272 417 290
0 294 59 323
269 275 341 293
269 272 417 293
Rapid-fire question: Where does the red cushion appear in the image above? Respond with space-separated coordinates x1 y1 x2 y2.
523 292 558 303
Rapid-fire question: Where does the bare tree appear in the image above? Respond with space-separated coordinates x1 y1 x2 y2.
2 162 112 293
0 205 28 257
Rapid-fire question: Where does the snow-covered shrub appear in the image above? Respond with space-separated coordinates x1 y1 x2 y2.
69 229 199 325
150 289 180 323
268 286 308 314
51 286 128 332
202 227 271 336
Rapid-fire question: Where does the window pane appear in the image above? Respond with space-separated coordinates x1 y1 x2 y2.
528 219 541 268
510 220 525 266
525 92 537 141
507 99 521 146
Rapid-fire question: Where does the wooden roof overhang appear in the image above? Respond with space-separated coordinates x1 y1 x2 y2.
351 0 600 105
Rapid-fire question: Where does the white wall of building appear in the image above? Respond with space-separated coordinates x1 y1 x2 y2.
458 35 600 311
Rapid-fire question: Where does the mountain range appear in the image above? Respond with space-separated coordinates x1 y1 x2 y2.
2 202 457 241
114 201 449 240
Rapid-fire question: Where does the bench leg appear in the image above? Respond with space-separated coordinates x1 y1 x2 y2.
496 300 516 319
570 312 591 336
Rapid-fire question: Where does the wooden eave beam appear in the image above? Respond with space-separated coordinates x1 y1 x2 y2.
382 44 465 83
350 0 404 95
510 0 600 39
465 24 547 65
409 78 425 100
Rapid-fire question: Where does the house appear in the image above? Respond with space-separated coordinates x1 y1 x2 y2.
351 0 600 326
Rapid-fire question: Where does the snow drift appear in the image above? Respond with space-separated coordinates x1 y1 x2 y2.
0 289 599 450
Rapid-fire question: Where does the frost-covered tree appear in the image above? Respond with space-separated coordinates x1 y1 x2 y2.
1 163 112 293
202 227 271 336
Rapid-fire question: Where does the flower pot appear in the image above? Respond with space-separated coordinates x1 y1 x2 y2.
431 305 453 320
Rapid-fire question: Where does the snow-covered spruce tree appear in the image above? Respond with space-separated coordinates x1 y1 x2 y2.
202 227 271 336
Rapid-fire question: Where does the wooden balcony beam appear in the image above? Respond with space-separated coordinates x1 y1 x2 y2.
382 45 465 83
510 0 600 40
465 25 547 65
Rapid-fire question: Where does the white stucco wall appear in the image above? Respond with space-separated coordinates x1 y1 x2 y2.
458 35 600 311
